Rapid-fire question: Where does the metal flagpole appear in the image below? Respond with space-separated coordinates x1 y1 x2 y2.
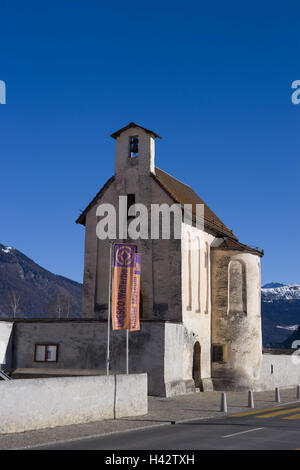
126 328 129 374
106 242 113 376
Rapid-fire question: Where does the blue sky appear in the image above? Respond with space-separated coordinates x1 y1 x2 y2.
1 0 299 285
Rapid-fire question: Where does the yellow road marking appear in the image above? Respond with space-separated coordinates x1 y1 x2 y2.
232 406 285 417
255 407 300 418
284 413 300 420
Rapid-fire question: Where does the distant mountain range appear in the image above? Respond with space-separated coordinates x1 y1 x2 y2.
0 242 298 348
261 283 300 347
0 244 82 318
262 283 300 302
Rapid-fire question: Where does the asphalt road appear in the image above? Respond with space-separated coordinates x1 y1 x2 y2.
34 401 300 450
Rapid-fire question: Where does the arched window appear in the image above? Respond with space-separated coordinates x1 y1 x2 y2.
228 260 247 314
187 233 192 310
196 237 201 312
205 242 210 314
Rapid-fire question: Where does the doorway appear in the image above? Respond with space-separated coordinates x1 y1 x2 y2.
192 342 201 388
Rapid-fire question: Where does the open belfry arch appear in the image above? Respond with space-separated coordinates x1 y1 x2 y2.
76 122 264 396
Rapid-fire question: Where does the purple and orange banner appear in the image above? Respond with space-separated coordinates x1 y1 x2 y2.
112 244 141 331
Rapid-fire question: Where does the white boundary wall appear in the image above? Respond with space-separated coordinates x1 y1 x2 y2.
256 354 300 391
0 321 13 364
0 373 147 434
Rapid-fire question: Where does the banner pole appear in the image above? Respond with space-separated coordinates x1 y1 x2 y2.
126 329 129 374
106 242 113 376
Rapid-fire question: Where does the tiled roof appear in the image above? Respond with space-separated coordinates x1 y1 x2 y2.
152 167 237 239
213 237 264 257
110 122 162 140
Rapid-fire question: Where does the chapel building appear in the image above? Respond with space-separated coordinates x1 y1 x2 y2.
76 122 264 396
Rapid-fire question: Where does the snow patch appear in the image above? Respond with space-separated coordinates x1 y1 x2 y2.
276 324 299 331
1 246 14 254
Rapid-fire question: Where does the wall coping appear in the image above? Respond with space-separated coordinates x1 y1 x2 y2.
263 348 295 356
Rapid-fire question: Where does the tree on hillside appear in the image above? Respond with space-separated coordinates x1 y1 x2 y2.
47 293 77 319
5 290 22 318
65 295 77 319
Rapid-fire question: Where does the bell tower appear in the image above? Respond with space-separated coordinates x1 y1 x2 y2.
111 122 162 176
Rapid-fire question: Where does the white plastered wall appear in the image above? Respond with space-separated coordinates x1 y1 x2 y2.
181 223 216 382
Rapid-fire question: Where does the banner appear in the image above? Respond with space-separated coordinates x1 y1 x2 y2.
112 244 141 331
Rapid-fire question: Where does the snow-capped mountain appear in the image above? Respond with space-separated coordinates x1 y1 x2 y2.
262 283 300 302
261 282 300 347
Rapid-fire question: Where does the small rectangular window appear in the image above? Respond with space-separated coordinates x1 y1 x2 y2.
127 194 136 217
212 345 224 363
34 344 58 362
35 345 46 361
